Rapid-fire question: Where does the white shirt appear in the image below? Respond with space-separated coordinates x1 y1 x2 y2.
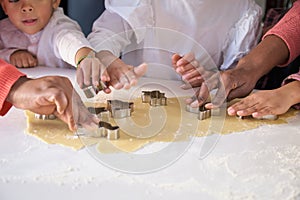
0 8 92 68
88 0 262 80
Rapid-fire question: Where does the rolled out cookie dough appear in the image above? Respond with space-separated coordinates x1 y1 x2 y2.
25 97 298 152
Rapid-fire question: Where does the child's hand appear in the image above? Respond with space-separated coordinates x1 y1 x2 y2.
107 59 147 90
76 52 111 93
172 52 204 89
10 50 37 68
96 50 147 90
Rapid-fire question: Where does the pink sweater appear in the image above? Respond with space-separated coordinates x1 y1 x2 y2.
0 59 25 115
264 0 300 66
263 1 300 108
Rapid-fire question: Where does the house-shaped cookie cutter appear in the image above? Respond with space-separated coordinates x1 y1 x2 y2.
186 104 220 120
141 90 167 106
34 113 56 120
83 81 107 98
107 100 134 118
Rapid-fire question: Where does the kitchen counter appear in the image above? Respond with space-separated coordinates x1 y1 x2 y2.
0 67 299 200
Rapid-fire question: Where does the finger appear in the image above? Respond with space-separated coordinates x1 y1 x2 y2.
109 74 124 89
28 56 36 67
133 63 148 78
15 59 23 68
51 89 69 115
252 107 275 118
101 67 110 82
179 60 199 73
190 84 209 107
91 60 101 87
181 68 202 82
76 68 84 88
180 76 203 89
227 98 258 116
177 52 195 66
80 59 92 86
172 53 182 68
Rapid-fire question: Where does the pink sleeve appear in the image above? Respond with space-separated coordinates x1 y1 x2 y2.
0 59 26 116
263 0 300 66
282 71 300 110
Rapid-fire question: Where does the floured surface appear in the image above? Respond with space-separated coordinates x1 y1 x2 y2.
25 97 298 153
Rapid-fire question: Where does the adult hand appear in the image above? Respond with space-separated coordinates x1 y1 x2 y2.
7 76 99 131
205 67 259 109
10 50 37 68
172 52 204 89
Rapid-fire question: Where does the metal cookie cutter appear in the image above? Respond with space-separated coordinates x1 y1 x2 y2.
83 81 107 98
34 113 56 120
98 121 120 140
141 90 167 106
107 100 134 118
87 106 110 122
186 103 220 120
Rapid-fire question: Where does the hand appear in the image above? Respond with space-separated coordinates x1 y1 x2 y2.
7 76 99 131
97 51 147 90
172 52 204 89
107 60 147 90
185 71 221 107
76 51 111 93
205 67 259 109
227 81 300 117
10 50 37 68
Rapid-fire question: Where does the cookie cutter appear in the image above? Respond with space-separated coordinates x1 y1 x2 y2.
186 104 220 120
77 121 120 140
98 121 120 140
34 113 56 120
237 114 278 120
83 81 107 98
141 90 167 106
107 100 134 118
87 106 110 122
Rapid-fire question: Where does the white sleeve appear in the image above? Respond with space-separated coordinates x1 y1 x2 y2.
219 2 262 70
50 9 93 66
87 10 135 57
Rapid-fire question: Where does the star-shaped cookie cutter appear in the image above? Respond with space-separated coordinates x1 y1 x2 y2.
107 100 134 118
141 90 167 106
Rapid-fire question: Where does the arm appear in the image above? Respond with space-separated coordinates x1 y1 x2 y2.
87 10 134 57
0 59 26 115
263 0 300 66
205 35 290 109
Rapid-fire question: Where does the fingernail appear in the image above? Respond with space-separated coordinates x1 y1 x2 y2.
227 107 235 115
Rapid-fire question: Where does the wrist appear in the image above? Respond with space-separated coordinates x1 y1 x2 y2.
7 76 30 104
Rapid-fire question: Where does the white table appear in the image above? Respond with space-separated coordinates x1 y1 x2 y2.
0 67 299 200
